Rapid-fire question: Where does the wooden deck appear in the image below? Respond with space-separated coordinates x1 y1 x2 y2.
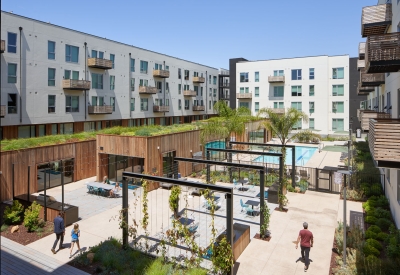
361 3 391 37
1 236 89 275
365 32 400 73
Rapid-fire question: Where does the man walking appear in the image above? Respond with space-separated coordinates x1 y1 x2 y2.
295 222 313 272
51 211 65 254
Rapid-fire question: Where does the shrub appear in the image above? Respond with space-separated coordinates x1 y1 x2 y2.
363 199 376 210
0 224 9 232
375 196 389 209
373 207 391 219
363 244 380 257
366 238 383 251
365 230 377 240
387 231 400 259
23 201 44 232
376 232 388 242
365 216 377 225
375 218 392 231
367 225 381 234
368 184 383 197
3 200 24 225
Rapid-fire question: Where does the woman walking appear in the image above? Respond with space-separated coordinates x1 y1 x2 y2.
69 223 81 258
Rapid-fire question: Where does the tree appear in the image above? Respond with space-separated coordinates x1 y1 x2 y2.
258 107 308 210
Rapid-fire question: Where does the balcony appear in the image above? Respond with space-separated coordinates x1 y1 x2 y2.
193 105 205 111
236 93 252 99
270 108 285 115
139 86 158 94
361 3 392 37
359 110 391 132
369 119 400 168
62 79 91 90
0 40 5 53
357 82 374 95
268 76 285 83
87 58 113 69
88 105 113 114
359 42 365 60
0 106 6 117
360 69 385 87
193 76 205 83
153 70 170 78
357 59 365 71
220 82 230 88
365 32 400 73
183 90 196 97
153 105 169 112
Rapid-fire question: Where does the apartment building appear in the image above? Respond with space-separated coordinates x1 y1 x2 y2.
0 11 219 140
218 68 230 106
356 0 400 228
229 55 350 135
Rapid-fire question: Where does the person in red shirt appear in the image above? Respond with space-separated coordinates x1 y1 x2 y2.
295 222 313 272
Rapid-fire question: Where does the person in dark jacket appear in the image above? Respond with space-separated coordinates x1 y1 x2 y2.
51 211 65 254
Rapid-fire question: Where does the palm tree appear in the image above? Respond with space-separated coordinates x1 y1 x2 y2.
258 107 308 210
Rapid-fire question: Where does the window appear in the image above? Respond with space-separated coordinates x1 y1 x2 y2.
273 70 284 76
332 102 344 113
240 72 249 82
274 102 284 109
291 86 302 96
92 73 103 89
332 67 344 79
8 93 17 114
332 85 344 96
48 95 56 113
200 87 203 96
387 92 392 115
64 70 79 80
155 63 162 70
91 50 103 58
140 98 148 111
309 85 315 96
213 76 217 85
239 102 250 108
213 89 217 97
178 99 182 110
8 63 17 83
184 70 189 80
194 71 198 77
240 87 244 94
274 86 284 97
110 75 115 90
91 96 104 106
7 32 17 53
309 118 315 130
291 69 302 80
140 60 148 73
18 126 36 138
209 100 212 109
209 75 211 84
255 87 259 97
309 68 314 80
110 97 115 111
60 123 73 135
185 99 190 110
130 58 135 72
184 84 190 91
91 50 97 58
48 41 55 59
309 102 314 113
255 102 260 112
51 124 58 135
139 79 148 86
291 102 302 111
255 72 259 82
194 86 199 96
65 44 79 63
48 68 56 86
166 66 169 71
332 119 344 131
38 125 46 137
66 95 79 112
156 81 162 92
110 54 115 69
178 68 181 79
130 78 135 91
178 84 181 94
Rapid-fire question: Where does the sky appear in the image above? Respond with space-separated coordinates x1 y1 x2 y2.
2 0 377 69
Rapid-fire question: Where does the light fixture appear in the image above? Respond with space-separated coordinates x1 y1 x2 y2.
157 146 160 150
190 149 192 153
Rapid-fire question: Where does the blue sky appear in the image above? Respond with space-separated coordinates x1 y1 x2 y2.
2 0 377 68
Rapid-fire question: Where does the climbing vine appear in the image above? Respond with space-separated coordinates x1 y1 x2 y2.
141 180 150 251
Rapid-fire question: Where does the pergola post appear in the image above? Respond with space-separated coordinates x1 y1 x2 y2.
226 190 234 275
259 169 265 235
122 177 129 249
206 150 211 183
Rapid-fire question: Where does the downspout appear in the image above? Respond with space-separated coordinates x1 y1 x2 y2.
84 42 87 121
19 27 23 123
129 53 132 119
163 61 166 123
206 71 208 116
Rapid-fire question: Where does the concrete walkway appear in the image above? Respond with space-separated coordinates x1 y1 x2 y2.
1 236 88 275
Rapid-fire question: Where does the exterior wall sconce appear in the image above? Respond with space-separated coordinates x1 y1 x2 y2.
157 146 160 150
190 150 192 153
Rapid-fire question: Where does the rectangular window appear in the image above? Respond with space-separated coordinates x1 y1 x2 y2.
209 100 212 109
8 63 17 83
140 60 148 73
209 75 211 84
240 87 244 94
48 68 56 86
309 68 315 80
291 102 302 111
178 99 182 110
213 76 217 85
309 102 314 113
48 41 56 60
65 95 79 112
110 54 115 69
240 72 249 82
8 93 17 114
156 81 162 92
255 72 259 82
48 95 56 113
273 70 284 76
185 100 190 110
332 102 344 113
139 79 148 87
110 97 115 111
91 50 97 58
178 84 181 94
309 118 315 130
184 84 190 91
332 67 344 79
130 78 135 91
91 73 103 89
184 70 189 80
130 58 135 72
239 102 249 108
255 87 259 97
38 125 46 137
309 85 315 96
65 44 79 63
140 98 148 111
332 85 344 96
155 63 162 70
7 32 17 53
110 75 115 90
213 89 217 97
178 68 181 79
291 69 302 80
60 123 73 135
291 86 302 96
255 102 259 112
200 87 203 96
64 70 79 80
332 119 344 131
274 102 284 109
51 124 58 135
194 86 199 96
274 86 284 97
18 126 36 138
166 65 169 71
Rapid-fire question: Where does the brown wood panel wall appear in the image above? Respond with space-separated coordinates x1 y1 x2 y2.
75 141 97 181
74 122 84 133
2 126 18 140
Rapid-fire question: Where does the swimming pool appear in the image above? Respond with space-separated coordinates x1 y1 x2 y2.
253 146 318 166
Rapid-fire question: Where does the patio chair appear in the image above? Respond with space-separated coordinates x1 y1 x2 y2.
245 206 254 217
247 183 256 193
93 187 100 196
98 188 108 197
188 222 199 235
87 185 94 194
233 179 239 189
240 199 249 212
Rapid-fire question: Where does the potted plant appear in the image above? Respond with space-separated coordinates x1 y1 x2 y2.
169 186 181 219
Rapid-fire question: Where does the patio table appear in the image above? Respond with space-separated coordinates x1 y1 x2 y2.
245 200 260 216
238 179 249 191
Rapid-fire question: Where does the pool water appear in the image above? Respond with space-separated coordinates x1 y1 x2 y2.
205 140 226 157
253 146 318 166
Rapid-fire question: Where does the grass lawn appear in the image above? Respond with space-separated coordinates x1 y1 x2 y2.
322 145 348 153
